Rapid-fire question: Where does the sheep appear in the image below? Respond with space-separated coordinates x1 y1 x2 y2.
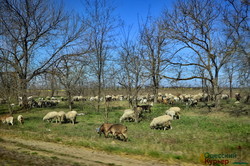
97 123 113 137
17 115 24 124
167 107 181 113
120 107 143 123
166 107 181 119
65 110 77 124
187 98 198 107
106 124 128 141
166 110 175 118
43 111 59 123
150 115 173 130
57 111 66 123
166 109 180 120
221 94 229 100
120 109 136 122
137 102 153 113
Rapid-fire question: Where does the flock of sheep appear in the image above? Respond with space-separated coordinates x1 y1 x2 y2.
1 91 246 142
0 103 181 142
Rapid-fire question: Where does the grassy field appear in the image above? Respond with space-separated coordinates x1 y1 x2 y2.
0 99 249 165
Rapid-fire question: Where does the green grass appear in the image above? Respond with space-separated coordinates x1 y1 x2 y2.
0 100 249 164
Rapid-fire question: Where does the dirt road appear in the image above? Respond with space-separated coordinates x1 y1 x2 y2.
0 135 183 166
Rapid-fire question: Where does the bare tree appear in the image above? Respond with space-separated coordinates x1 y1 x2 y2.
56 55 86 110
83 0 118 112
47 66 58 97
118 27 147 122
0 0 84 109
0 63 18 113
161 0 242 105
223 0 249 89
139 17 171 103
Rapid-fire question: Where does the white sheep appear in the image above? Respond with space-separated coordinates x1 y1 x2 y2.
43 111 58 123
57 111 66 123
120 109 136 122
150 115 173 130
17 115 24 124
65 110 77 124
221 94 229 100
166 107 181 119
166 109 181 120
166 110 175 118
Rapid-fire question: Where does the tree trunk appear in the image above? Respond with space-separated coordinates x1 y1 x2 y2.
104 95 109 123
50 75 56 97
97 77 101 112
20 79 29 110
152 75 159 103
67 90 73 111
154 88 158 103
229 74 233 98
213 76 220 107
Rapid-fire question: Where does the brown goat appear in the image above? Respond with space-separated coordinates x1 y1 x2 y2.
107 124 128 141
97 123 113 137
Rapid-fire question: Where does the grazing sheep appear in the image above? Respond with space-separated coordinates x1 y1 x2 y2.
166 107 181 119
167 107 181 114
120 107 143 123
106 124 128 141
137 102 153 113
97 123 113 137
221 94 229 100
17 115 24 124
57 111 66 123
166 109 180 120
65 110 77 124
43 111 59 123
187 98 198 107
120 109 136 122
150 115 173 130
166 110 175 118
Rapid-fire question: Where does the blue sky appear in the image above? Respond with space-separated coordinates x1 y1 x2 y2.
61 0 202 87
63 0 174 29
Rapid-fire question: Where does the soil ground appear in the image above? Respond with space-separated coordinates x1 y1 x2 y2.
0 134 199 166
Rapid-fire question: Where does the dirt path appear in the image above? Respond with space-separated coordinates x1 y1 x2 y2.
0 135 183 166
